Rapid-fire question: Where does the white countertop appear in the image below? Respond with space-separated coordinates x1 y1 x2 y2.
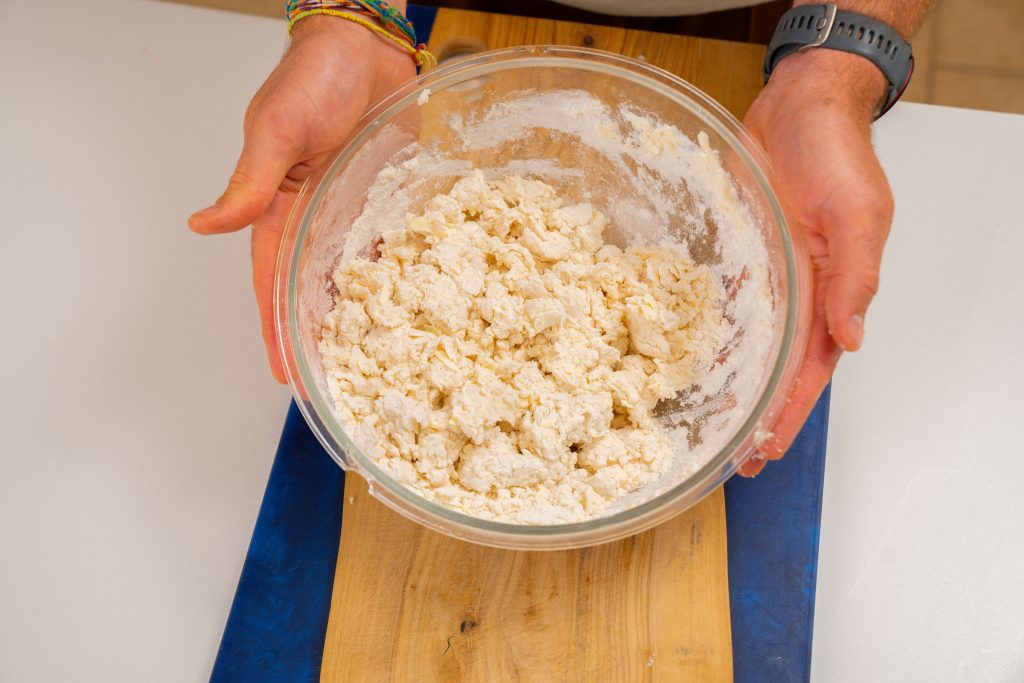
1 1 1021 681
814 103 1024 681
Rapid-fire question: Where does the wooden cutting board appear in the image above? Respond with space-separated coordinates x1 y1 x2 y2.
321 9 766 682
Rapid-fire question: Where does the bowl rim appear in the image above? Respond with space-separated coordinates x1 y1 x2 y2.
275 46 808 549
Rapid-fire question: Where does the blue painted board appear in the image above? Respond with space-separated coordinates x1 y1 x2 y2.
725 386 831 683
211 403 346 683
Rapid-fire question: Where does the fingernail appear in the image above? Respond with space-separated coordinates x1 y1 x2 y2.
739 453 766 478
188 205 219 231
847 314 865 351
190 204 219 220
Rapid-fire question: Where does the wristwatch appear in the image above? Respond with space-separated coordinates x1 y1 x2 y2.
763 3 914 118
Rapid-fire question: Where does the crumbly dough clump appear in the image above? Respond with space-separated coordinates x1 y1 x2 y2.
320 173 721 523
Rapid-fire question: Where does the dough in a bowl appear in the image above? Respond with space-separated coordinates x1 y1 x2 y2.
320 172 722 523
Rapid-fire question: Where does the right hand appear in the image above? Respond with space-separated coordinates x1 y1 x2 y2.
736 49 893 476
188 16 416 382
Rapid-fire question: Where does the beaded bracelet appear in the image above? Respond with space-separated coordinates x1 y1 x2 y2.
285 0 435 67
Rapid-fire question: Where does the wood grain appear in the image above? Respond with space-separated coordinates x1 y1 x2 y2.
323 477 732 682
322 10 768 682
427 8 766 120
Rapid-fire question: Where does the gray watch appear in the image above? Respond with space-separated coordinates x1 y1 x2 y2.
763 3 914 118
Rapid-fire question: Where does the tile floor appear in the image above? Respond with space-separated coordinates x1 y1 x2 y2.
167 0 1024 114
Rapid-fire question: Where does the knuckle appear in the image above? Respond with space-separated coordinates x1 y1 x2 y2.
243 102 299 148
835 264 880 300
864 187 894 227
250 108 300 146
260 106 292 133
861 270 881 298
228 166 257 192
242 102 261 135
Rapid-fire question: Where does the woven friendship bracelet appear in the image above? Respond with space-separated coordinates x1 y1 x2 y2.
356 0 416 45
287 0 414 43
285 0 434 67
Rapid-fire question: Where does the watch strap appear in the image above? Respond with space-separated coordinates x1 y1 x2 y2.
763 3 914 117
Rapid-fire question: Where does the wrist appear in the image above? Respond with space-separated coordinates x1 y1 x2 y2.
765 47 887 123
291 14 374 43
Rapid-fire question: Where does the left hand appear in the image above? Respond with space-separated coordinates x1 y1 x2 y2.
737 49 894 476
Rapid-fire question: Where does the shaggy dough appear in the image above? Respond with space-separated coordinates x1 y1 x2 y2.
320 173 721 523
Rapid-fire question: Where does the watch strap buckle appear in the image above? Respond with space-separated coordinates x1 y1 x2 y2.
798 3 838 52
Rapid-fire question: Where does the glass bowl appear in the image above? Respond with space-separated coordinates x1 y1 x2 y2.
275 46 810 550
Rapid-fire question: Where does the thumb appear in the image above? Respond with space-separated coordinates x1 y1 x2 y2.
189 129 298 234
823 196 892 352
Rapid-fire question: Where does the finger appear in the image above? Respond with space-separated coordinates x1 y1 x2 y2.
189 125 299 235
760 312 842 463
251 189 297 384
737 454 766 478
822 192 892 352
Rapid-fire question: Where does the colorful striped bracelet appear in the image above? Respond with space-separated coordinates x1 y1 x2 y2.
285 0 434 67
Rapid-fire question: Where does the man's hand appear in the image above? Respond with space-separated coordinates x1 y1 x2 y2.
738 48 893 476
188 16 415 382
